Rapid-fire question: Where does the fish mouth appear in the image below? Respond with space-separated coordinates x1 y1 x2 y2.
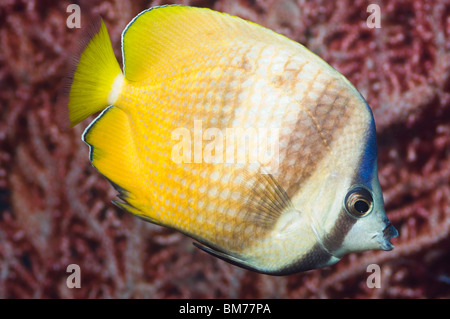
378 223 399 251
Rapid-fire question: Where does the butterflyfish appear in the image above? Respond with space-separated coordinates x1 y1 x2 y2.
66 5 398 275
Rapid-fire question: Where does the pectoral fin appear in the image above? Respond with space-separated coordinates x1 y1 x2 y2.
230 168 295 233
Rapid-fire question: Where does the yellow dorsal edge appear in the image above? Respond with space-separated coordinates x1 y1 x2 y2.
121 5 308 82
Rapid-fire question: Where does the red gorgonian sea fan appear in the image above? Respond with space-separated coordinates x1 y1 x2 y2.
0 0 449 298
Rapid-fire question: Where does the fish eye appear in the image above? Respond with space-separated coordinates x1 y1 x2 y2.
345 186 373 218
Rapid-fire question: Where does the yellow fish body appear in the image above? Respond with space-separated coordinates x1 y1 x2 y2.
67 5 398 275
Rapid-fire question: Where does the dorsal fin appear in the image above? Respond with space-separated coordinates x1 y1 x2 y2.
120 5 291 82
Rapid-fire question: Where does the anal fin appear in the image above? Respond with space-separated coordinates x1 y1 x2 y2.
193 241 258 273
82 106 153 219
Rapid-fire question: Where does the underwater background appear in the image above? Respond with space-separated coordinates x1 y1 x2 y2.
0 0 449 298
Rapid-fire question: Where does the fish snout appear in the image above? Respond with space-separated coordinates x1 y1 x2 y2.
377 221 398 251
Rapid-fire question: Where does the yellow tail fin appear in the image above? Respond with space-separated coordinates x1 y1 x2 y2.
67 19 123 127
